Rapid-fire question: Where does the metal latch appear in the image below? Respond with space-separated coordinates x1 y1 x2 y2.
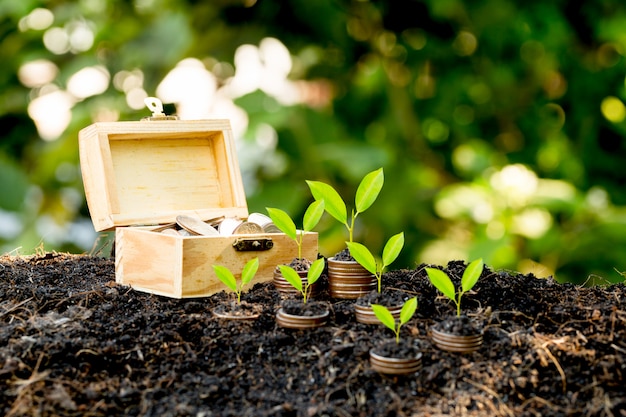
233 238 274 251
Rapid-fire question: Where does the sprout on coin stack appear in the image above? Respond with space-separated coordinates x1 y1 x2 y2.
346 232 404 293
306 167 384 246
266 199 325 267
278 258 325 304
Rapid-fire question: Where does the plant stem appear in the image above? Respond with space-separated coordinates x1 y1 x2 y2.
348 210 356 242
297 231 303 260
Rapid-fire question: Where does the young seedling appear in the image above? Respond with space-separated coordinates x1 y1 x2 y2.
306 167 384 243
425 258 484 317
212 257 259 304
346 232 404 293
266 199 325 261
278 257 325 304
372 297 418 344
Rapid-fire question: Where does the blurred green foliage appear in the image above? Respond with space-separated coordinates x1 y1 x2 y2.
1 0 626 284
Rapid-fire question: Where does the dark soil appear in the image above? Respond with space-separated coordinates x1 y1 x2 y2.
1 253 626 416
355 289 408 307
332 248 354 261
280 300 329 317
286 258 312 272
371 340 422 359
211 301 263 320
432 315 482 336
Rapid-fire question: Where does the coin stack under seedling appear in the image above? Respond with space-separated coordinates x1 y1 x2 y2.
155 213 283 237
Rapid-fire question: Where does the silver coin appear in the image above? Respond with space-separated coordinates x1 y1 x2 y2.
263 224 282 233
176 214 220 236
161 228 180 236
218 217 242 235
247 212 273 227
233 221 264 235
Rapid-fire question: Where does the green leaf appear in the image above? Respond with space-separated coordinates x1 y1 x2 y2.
241 257 259 286
307 257 325 286
302 199 325 232
306 180 347 224
371 304 396 331
381 232 404 268
213 265 237 292
425 267 456 301
461 258 483 293
399 297 417 325
266 207 297 240
346 241 377 275
278 265 303 292
355 167 384 214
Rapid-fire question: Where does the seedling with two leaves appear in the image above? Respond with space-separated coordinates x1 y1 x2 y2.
425 258 484 317
266 199 325 262
278 257 325 304
306 167 384 244
212 257 259 304
372 297 418 344
346 232 404 293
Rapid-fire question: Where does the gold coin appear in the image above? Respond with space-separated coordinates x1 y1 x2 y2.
176 215 220 236
233 221 264 235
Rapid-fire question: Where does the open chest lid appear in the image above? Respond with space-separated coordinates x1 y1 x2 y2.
79 103 248 232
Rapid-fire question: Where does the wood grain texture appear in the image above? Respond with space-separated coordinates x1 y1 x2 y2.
116 228 318 298
79 120 247 231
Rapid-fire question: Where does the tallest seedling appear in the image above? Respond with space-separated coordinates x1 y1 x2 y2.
306 168 384 243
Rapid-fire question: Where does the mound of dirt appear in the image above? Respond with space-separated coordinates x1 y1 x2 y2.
1 253 625 416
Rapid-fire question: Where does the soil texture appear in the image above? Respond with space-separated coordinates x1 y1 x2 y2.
355 289 408 307
432 315 482 337
1 253 626 416
279 300 329 317
211 301 262 321
370 340 421 359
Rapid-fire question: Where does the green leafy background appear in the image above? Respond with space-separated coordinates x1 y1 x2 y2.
2 0 626 284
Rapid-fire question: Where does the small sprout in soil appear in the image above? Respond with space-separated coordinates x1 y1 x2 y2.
266 199 325 261
372 297 418 344
346 232 404 293
306 167 384 243
213 257 259 304
426 258 484 317
278 257 325 304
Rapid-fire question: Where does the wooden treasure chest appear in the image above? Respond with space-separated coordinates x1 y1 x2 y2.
78 102 317 298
